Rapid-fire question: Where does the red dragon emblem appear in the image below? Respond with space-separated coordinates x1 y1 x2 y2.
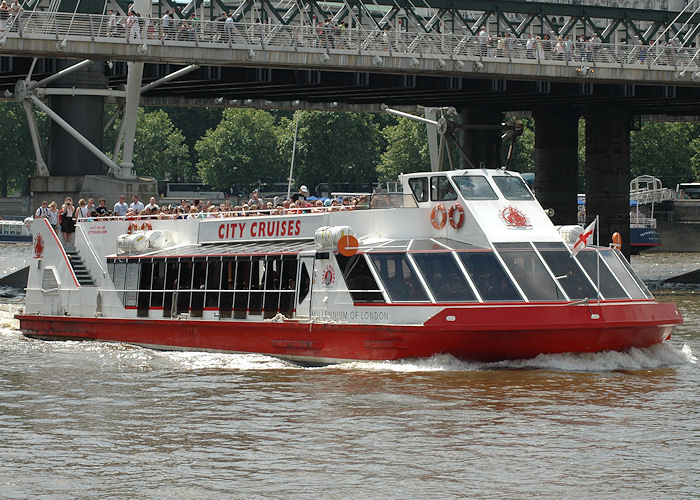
33 233 44 258
500 206 532 229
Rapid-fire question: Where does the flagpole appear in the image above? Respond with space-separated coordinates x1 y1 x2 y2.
287 111 299 201
596 215 600 303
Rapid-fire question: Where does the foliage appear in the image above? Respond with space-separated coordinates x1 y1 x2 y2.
278 111 382 194
630 122 700 188
163 107 223 177
0 102 46 196
195 108 282 194
105 108 190 182
377 117 430 182
504 117 535 174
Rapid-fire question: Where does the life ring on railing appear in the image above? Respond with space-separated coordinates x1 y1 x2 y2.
611 232 622 250
140 221 152 231
448 203 465 230
430 203 447 229
126 222 139 234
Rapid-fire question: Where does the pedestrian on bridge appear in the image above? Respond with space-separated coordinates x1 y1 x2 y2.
0 1 9 32
525 34 534 59
161 10 171 40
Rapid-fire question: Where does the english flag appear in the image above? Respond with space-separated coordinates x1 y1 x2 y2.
572 218 597 258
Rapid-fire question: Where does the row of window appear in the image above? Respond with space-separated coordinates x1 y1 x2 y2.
108 255 310 319
408 174 534 203
107 243 649 319
336 243 649 303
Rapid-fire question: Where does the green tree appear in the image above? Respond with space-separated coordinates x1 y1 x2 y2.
691 136 700 182
0 102 45 196
163 106 223 176
195 108 282 194
505 117 535 174
377 117 430 181
279 111 382 194
631 122 699 188
105 108 190 182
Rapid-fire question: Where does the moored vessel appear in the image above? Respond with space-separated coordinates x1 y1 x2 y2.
16 168 682 364
0 218 32 243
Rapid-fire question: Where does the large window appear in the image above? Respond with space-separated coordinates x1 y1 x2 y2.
137 259 152 317
218 258 235 318
233 257 250 319
205 258 222 309
108 253 302 318
191 258 207 317
408 177 428 202
458 251 522 301
177 258 193 314
574 250 629 299
336 254 384 302
612 250 653 299
599 249 648 299
452 175 498 200
124 261 139 308
535 243 597 300
412 252 477 302
111 258 127 303
431 176 458 201
496 243 565 301
369 253 429 302
492 176 534 200
151 260 165 308
163 258 179 317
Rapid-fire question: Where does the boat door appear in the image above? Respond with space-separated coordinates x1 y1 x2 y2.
296 255 314 318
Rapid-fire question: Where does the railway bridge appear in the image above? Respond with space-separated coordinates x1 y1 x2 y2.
1 0 700 254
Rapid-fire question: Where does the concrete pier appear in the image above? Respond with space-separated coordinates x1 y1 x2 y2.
534 111 580 226
585 111 631 258
47 60 108 177
459 108 503 169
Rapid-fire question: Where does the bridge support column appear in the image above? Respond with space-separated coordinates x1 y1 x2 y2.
47 60 107 176
534 111 579 226
585 110 631 258
459 108 503 169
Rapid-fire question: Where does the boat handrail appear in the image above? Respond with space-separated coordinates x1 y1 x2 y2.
76 224 106 275
104 286 386 294
74 194 419 223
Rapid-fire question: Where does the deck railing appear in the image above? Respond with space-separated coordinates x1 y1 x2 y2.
3 11 699 73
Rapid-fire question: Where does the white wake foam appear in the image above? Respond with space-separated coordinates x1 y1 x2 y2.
333 343 696 373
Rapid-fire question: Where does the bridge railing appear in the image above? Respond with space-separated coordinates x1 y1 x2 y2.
3 11 700 73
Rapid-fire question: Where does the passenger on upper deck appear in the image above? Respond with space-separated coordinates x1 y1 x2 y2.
96 198 108 216
129 195 144 214
248 189 264 207
144 197 159 212
290 185 309 202
60 198 76 248
114 195 128 217
34 201 49 219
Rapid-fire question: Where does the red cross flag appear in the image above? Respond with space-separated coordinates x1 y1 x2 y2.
572 218 597 258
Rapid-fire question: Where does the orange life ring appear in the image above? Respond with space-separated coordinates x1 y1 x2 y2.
140 221 152 231
126 222 139 234
611 231 622 250
448 203 465 230
430 203 447 229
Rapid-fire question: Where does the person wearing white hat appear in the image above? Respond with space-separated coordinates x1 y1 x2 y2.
291 185 309 202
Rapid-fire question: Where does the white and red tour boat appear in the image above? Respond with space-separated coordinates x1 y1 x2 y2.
17 169 683 364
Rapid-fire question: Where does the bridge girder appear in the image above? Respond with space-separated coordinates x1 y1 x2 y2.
43 0 700 44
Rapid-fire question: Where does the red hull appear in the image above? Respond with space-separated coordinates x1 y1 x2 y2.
16 302 682 363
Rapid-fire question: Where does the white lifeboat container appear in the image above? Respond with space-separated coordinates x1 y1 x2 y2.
117 232 149 254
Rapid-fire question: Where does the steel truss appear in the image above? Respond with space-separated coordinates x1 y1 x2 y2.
98 0 700 45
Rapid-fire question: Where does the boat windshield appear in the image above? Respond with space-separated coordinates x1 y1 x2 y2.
452 176 498 200
492 176 534 201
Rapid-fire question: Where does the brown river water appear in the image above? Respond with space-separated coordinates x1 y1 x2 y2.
0 244 697 498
